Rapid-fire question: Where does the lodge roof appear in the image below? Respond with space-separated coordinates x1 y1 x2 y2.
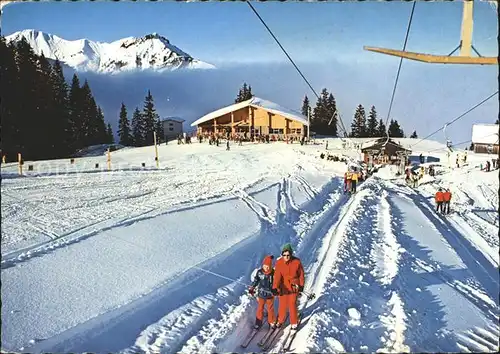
361 137 412 153
190 97 309 127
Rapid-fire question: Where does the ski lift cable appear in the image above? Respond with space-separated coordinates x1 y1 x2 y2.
426 133 499 153
245 0 349 138
382 0 417 147
411 90 499 148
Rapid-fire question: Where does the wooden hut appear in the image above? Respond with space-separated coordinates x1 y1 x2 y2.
361 137 412 165
190 97 309 140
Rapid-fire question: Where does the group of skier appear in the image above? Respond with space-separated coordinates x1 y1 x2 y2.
344 169 362 193
248 243 305 331
434 187 452 214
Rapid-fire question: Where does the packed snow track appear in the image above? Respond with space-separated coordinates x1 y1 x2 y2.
1 139 499 353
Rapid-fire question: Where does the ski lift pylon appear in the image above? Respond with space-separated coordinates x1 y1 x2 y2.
364 1 498 65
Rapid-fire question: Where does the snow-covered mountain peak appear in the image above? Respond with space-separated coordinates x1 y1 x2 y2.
5 29 216 74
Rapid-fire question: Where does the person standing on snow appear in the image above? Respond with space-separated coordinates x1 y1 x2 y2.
272 243 305 330
442 188 452 214
435 188 444 213
351 170 358 193
345 171 352 194
248 255 276 329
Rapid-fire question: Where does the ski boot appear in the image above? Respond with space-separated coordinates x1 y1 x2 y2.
254 318 263 329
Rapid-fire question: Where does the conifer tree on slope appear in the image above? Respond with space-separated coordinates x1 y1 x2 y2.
0 37 20 158
410 130 418 138
118 103 132 145
155 117 165 143
325 93 338 136
96 106 108 144
366 106 379 137
312 88 330 135
80 80 101 146
244 84 253 100
350 104 367 137
15 38 40 159
235 82 253 103
68 74 83 151
35 53 56 159
142 90 159 146
377 119 387 137
301 95 311 117
388 119 404 138
106 123 115 144
131 107 143 146
50 59 71 157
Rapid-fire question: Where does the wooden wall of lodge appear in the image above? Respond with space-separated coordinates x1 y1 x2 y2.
196 106 305 136
362 153 405 165
474 143 499 155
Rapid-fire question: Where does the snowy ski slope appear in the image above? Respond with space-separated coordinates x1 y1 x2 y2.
1 138 498 353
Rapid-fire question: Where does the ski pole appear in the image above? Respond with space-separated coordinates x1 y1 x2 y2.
191 265 254 288
191 266 276 295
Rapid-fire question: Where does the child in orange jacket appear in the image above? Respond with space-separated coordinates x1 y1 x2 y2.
249 255 276 329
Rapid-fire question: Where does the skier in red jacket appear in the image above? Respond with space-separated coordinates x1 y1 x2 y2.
272 243 305 330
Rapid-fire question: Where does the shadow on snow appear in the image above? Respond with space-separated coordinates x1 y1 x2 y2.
29 176 344 353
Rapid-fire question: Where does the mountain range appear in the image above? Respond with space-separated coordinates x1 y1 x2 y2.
5 29 216 74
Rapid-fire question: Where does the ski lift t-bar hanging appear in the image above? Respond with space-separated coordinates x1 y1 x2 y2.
363 1 498 65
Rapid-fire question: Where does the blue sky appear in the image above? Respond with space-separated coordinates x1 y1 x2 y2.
2 0 499 146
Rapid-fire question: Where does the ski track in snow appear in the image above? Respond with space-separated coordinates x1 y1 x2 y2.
2 140 499 353
173 176 345 354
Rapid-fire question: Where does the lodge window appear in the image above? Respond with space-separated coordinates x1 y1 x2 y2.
270 128 284 134
169 127 174 131
169 123 174 126
290 129 301 135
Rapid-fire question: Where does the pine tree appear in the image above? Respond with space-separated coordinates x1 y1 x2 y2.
131 106 143 146
106 123 114 144
15 37 40 159
68 74 83 150
301 95 310 117
96 106 107 144
50 59 71 157
388 119 404 138
410 130 418 138
142 90 159 145
79 80 99 146
34 53 56 159
350 105 367 138
155 117 164 143
118 103 132 145
366 106 379 137
0 37 21 159
235 82 253 103
378 119 387 137
325 93 338 136
312 88 330 135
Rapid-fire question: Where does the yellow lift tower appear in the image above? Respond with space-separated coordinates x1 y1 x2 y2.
364 0 498 65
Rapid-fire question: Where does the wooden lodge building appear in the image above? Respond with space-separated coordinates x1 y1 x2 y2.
471 124 499 154
190 97 309 140
361 137 412 165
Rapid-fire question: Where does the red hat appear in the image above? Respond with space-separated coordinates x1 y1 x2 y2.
262 255 274 273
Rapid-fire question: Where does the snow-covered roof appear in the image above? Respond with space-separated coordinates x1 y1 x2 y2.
471 124 499 145
190 97 309 127
162 117 185 123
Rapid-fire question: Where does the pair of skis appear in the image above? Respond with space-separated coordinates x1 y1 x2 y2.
240 313 300 352
240 315 288 350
